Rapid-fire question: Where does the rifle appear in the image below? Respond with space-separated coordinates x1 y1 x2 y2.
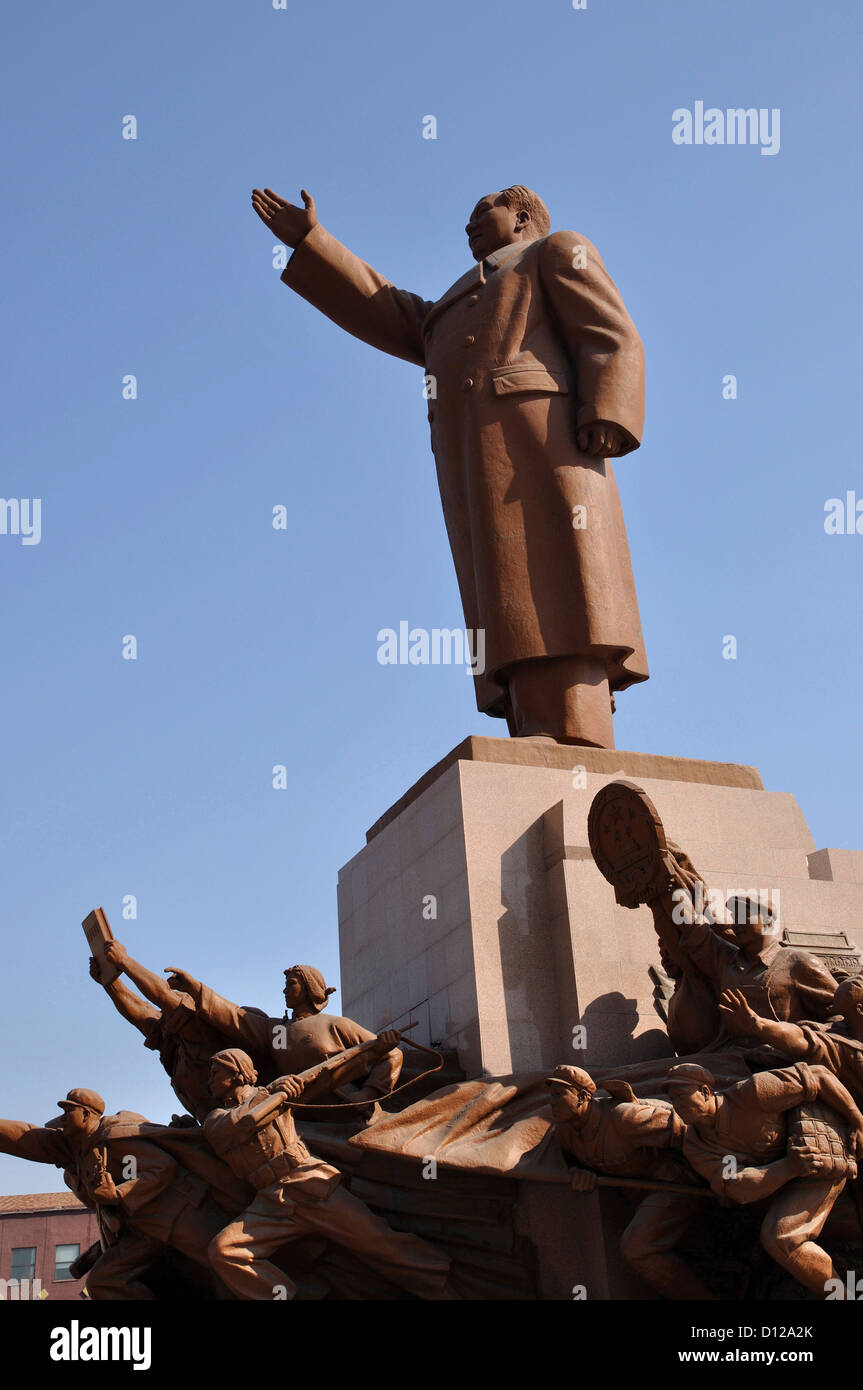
528 1169 715 1197
249 1020 440 1125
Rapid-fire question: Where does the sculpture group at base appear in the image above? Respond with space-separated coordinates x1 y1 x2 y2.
3 783 863 1300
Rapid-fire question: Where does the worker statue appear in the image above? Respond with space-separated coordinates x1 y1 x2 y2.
252 184 647 747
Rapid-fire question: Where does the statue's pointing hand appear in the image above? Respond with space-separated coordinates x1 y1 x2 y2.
164 967 199 999
251 187 317 248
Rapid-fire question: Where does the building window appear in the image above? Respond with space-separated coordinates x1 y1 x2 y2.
54 1244 80 1281
10 1248 36 1282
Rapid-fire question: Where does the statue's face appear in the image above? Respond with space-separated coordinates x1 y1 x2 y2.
728 899 773 949
465 192 525 261
283 972 306 1009
209 1060 237 1099
834 985 863 1029
670 1085 714 1126
732 914 769 951
548 1086 591 1124
59 1105 91 1138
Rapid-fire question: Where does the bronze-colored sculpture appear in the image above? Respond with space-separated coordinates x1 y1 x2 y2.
589 780 838 1052
90 939 231 1123
547 1065 716 1299
0 1090 237 1299
164 960 403 1117
252 185 647 747
674 895 838 1031
666 1061 863 1297
721 979 863 1104
203 1049 451 1299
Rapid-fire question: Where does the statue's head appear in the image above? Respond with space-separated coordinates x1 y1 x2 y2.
725 895 778 951
57 1088 104 1138
665 1063 717 1125
545 1065 595 1123
833 975 863 1029
209 1048 257 1099
283 964 336 1015
465 186 551 262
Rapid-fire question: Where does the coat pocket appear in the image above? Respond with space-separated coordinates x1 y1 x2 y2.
490 366 569 396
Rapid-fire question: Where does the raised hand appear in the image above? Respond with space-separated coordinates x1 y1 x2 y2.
104 939 128 968
164 966 198 997
251 187 317 248
718 988 762 1039
376 1029 401 1053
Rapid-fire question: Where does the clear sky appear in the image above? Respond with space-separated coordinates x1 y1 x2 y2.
1 0 861 1193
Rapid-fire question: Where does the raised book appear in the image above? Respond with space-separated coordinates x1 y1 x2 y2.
82 907 120 986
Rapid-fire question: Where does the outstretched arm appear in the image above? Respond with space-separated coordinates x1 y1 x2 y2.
105 940 183 1015
253 186 432 366
719 989 809 1054
0 1118 69 1165
164 967 272 1056
721 1155 801 1205
90 956 160 1034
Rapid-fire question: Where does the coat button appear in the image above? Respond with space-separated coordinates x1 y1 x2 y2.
427 409 435 422
468 294 479 305
463 378 474 390
464 335 475 347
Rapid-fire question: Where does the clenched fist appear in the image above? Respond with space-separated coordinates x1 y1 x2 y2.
269 1075 305 1100
576 422 629 458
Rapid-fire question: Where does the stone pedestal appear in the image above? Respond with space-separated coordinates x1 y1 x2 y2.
337 737 863 1078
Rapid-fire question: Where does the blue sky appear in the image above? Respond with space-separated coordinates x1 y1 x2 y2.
1 0 861 1193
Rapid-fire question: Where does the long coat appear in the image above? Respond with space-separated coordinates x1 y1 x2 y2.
281 224 648 714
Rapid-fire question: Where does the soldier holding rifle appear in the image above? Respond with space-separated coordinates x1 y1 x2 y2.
204 1048 451 1300
0 1089 232 1299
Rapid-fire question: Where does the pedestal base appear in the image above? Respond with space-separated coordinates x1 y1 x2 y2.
337 738 863 1077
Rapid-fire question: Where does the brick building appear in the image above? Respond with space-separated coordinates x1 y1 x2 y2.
0 1193 99 1300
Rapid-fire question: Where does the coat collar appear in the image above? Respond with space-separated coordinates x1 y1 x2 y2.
484 239 532 271
422 264 482 332
422 239 535 334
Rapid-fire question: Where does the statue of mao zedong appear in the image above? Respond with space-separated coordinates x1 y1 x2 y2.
252 184 648 748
